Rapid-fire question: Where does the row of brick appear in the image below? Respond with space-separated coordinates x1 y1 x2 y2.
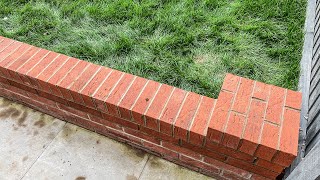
0 76 281 178
0 81 269 180
0 36 301 179
0 37 215 146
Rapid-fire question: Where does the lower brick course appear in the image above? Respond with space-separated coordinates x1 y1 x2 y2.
0 36 301 179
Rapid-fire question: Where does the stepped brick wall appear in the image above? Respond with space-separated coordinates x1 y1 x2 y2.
0 36 302 179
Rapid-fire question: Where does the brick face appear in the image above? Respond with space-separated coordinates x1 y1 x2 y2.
0 37 302 180
265 86 286 125
145 84 173 130
159 88 187 135
189 97 215 146
208 91 234 143
174 92 201 141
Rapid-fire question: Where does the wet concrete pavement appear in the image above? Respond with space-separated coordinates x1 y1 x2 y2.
0 97 213 180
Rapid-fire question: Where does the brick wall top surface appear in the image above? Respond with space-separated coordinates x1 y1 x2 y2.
0 36 302 177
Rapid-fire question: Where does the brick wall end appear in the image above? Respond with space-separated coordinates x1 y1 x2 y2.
207 74 301 165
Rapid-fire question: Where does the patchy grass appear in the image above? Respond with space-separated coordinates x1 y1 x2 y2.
0 0 306 98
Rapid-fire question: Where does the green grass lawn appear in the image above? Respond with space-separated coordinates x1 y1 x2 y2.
0 0 306 98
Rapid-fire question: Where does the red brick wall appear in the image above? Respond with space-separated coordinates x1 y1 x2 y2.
0 36 302 179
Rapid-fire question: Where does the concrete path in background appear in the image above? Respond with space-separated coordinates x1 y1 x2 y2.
0 97 213 180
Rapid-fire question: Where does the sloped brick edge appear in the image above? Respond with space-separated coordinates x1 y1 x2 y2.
0 36 301 179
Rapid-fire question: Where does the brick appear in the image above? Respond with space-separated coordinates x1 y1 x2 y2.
159 88 187 135
105 73 135 116
37 90 69 106
36 54 69 92
204 156 252 179
174 92 201 141
88 114 122 131
118 77 148 120
221 170 248 180
265 86 286 124
222 112 245 149
272 151 296 168
222 73 241 92
232 78 254 114
27 52 61 89
58 60 89 101
1 83 29 97
180 155 220 175
0 41 22 62
124 127 160 145
0 76 9 85
101 112 139 130
45 104 68 120
0 38 14 52
68 100 102 118
131 80 160 125
80 67 112 108
181 142 227 162
205 141 255 162
256 159 284 173
27 52 59 77
250 174 270 180
26 92 56 107
57 103 89 119
0 43 31 78
226 158 278 179
92 70 123 112
7 47 41 82
47 57 79 97
208 91 234 143
162 141 202 160
189 97 215 146
255 122 279 161
253 81 270 101
7 79 37 94
17 49 50 85
273 108 300 166
143 141 179 159
285 90 302 110
145 84 174 130
139 126 179 144
240 99 266 155
69 63 101 104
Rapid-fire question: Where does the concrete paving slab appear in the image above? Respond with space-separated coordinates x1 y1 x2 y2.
0 97 66 180
139 155 213 180
0 97 213 180
22 123 149 180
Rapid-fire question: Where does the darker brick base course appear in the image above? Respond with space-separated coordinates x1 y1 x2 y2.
0 81 269 180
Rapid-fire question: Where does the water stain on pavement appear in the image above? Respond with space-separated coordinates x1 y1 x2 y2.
0 107 20 119
33 130 39 136
22 156 28 162
62 125 76 139
126 174 138 180
0 99 11 107
149 156 164 169
47 132 56 139
33 114 46 128
75 176 86 180
17 111 28 127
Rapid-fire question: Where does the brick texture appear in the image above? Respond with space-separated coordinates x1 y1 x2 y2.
0 37 302 180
